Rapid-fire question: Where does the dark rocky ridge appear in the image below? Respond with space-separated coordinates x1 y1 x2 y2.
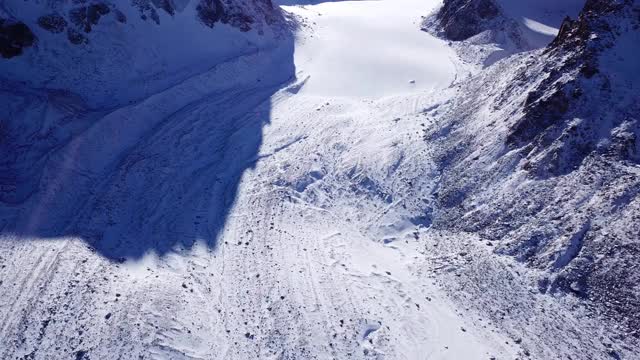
68 3 111 33
422 0 526 62
509 0 638 176
0 0 288 118
37 14 68 34
196 0 264 31
131 0 281 30
433 0 501 41
503 2 640 330
197 0 226 28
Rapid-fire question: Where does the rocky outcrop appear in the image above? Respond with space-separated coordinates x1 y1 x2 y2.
0 0 286 107
423 0 529 64
133 0 281 31
195 0 261 31
68 3 111 33
508 0 639 174
197 0 226 28
504 1 640 328
433 0 501 41
32 3 132 44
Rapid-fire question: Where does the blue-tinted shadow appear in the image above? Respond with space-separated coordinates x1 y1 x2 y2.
0 32 295 261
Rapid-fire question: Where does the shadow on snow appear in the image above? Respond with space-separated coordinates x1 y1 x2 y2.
0 33 295 261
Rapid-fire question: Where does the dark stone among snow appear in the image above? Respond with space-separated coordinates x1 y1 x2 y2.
69 3 111 33
37 14 68 34
0 18 36 58
197 0 226 28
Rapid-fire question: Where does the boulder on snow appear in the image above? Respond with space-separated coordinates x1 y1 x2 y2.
0 18 36 58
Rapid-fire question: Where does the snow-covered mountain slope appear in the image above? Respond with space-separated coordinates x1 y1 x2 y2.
0 0 510 358
0 0 285 107
424 0 640 349
1 0 639 359
0 0 528 357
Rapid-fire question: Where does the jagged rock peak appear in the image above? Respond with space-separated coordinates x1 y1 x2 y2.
433 0 501 41
551 0 639 49
508 0 640 174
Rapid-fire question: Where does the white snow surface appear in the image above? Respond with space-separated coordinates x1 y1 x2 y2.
283 0 456 97
0 0 630 359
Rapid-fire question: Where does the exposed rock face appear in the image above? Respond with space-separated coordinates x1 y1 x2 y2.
131 0 162 24
132 0 280 30
66 27 87 44
0 19 36 58
426 0 640 335
504 1 640 328
434 0 500 41
508 0 638 175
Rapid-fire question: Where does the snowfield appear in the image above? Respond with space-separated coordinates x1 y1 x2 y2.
1 0 638 359
283 0 457 97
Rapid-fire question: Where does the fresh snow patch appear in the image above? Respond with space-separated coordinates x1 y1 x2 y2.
522 18 560 36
